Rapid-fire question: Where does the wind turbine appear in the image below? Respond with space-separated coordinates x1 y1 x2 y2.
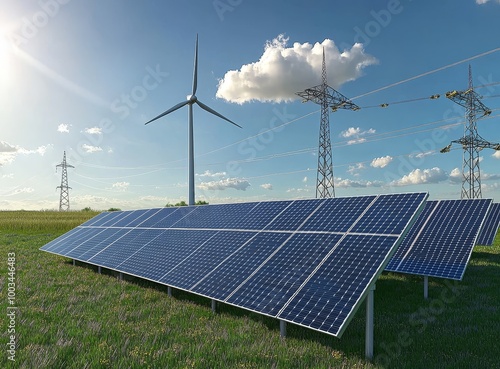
145 35 241 205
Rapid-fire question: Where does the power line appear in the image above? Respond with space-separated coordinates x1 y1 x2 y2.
350 47 500 101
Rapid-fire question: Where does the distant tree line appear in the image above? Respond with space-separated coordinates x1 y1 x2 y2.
81 207 121 212
80 203 206 212
165 200 208 207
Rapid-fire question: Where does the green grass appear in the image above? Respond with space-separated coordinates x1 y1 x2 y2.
0 211 499 368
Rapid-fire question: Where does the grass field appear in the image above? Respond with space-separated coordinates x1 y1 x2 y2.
0 211 499 368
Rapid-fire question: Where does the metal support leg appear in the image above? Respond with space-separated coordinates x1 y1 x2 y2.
280 320 287 338
424 276 429 299
72 259 75 266
167 286 172 297
211 299 217 313
119 272 123 281
98 266 101 274
365 284 375 361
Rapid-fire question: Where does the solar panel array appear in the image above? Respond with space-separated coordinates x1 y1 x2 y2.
40 193 427 337
385 199 492 280
476 203 500 246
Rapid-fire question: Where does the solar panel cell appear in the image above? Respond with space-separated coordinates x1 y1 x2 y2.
46 228 105 255
191 232 291 300
386 199 492 280
301 195 376 232
160 231 256 290
265 199 324 231
88 229 165 268
278 234 398 336
172 203 259 229
80 212 112 227
226 233 342 316
240 200 293 230
65 228 129 261
351 193 427 235
116 230 216 281
477 203 500 245
135 207 179 227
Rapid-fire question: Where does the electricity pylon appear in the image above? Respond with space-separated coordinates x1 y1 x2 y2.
440 65 500 199
297 48 359 198
56 151 74 211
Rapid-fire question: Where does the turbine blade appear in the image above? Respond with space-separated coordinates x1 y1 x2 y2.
192 34 198 95
144 100 189 125
196 100 242 128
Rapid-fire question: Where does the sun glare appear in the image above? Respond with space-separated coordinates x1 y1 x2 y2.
0 30 13 84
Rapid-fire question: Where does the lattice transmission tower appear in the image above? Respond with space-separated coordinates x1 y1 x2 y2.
440 65 500 199
56 151 75 211
297 48 359 198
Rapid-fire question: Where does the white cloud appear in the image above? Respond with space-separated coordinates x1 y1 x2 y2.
0 142 17 166
0 142 52 165
286 187 313 194
2 173 14 179
198 178 250 191
493 151 500 159
410 150 435 159
196 170 227 178
12 187 35 195
450 167 462 183
482 182 500 192
347 163 366 176
341 127 360 138
84 127 102 135
476 0 500 4
482 172 500 181
340 127 375 145
371 156 393 168
340 127 375 138
302 176 308 183
140 195 169 202
111 182 129 191
57 124 70 133
82 144 102 153
18 144 52 156
0 142 17 153
260 183 273 190
347 138 366 145
391 167 447 186
216 34 377 104
336 178 383 188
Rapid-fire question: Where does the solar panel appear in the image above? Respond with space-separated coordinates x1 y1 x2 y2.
385 199 492 280
476 203 500 245
40 193 427 338
279 234 399 335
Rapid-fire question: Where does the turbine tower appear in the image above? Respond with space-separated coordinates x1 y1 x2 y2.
145 34 241 206
297 48 359 198
56 151 74 211
440 65 500 199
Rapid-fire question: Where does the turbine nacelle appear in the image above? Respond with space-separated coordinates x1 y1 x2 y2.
187 94 197 103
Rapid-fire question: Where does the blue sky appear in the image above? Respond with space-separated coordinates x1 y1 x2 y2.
1 0 500 210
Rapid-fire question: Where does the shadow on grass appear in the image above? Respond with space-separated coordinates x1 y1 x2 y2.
63 253 500 368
